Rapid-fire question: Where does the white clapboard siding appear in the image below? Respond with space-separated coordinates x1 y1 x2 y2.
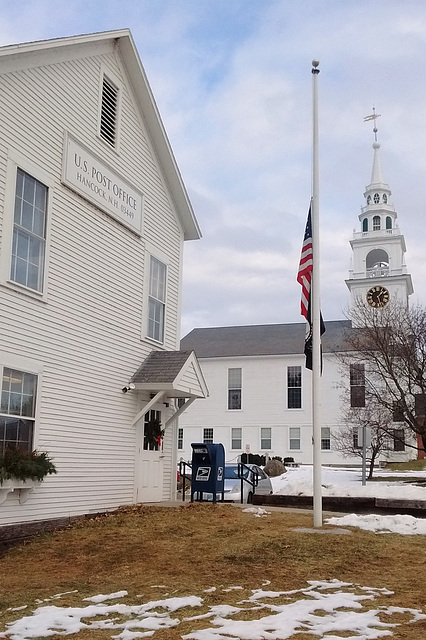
0 36 194 526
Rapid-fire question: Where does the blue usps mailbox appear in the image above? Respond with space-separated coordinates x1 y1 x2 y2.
190 442 225 502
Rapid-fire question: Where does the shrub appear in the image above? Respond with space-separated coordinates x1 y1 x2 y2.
0 448 57 484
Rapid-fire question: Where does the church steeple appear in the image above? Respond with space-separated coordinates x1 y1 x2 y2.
345 113 413 315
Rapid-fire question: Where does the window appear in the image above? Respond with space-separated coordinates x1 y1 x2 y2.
231 427 242 449
362 218 368 232
383 194 388 204
100 76 119 147
260 427 271 450
415 394 426 416
373 215 380 230
350 363 365 407
366 195 371 205
392 401 404 422
373 193 380 204
353 428 361 449
203 428 214 443
148 256 166 342
177 428 183 450
289 427 300 450
0 368 37 455
228 368 242 410
392 429 405 452
143 409 162 451
287 366 302 409
11 169 47 292
385 215 392 229
321 427 331 450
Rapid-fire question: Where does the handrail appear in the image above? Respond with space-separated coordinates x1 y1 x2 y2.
237 462 260 504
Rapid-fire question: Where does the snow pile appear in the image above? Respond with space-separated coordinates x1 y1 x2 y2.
271 465 426 500
2 582 425 640
327 513 426 535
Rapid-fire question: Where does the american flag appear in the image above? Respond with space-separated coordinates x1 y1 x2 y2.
297 206 313 320
297 204 325 370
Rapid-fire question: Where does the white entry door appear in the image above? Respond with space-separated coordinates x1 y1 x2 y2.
136 409 164 503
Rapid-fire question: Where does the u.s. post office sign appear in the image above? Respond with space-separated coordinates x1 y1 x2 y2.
62 134 143 235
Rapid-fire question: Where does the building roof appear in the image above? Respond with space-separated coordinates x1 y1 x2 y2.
180 320 354 358
0 29 201 241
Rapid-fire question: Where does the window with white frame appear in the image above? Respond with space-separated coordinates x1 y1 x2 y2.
100 75 119 147
177 428 183 450
148 256 166 342
11 169 47 292
289 427 300 450
0 367 37 455
231 427 242 449
228 368 242 410
203 428 214 444
287 366 302 409
260 427 271 450
321 427 331 450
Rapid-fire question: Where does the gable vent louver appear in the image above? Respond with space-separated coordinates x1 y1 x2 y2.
100 76 118 146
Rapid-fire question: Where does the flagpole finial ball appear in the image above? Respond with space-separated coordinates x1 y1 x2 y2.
312 60 320 68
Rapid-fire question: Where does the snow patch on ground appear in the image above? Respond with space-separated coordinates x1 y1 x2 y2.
1 582 425 640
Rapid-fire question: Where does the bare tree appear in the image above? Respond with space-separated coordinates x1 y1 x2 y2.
333 395 410 478
336 299 426 456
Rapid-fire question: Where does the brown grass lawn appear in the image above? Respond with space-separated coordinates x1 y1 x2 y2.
0 503 425 639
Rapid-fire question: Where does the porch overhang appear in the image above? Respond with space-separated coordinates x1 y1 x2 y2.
128 350 208 428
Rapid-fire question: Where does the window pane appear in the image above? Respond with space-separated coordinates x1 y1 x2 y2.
321 427 331 450
228 390 241 410
288 388 301 409
228 368 241 387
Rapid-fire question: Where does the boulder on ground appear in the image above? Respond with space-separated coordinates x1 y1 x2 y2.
264 459 286 477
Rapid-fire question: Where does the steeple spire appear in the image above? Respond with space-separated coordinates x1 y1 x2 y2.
345 110 413 315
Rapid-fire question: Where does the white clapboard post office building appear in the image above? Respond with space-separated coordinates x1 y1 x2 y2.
179 139 415 467
0 30 208 534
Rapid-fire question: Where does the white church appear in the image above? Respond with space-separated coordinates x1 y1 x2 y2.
179 136 415 467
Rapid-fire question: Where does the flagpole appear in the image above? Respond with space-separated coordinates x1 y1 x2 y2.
311 59 322 527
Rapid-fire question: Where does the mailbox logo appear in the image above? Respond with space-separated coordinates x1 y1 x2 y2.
196 467 211 481
217 466 223 481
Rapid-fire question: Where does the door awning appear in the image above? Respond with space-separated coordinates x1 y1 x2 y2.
130 350 208 399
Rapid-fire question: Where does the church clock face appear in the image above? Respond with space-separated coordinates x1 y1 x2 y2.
366 286 390 308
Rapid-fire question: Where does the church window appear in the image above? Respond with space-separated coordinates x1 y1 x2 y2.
386 216 392 229
373 193 380 204
366 195 371 204
362 218 368 232
228 368 242 410
350 363 365 408
383 194 388 204
373 215 380 231
287 366 302 409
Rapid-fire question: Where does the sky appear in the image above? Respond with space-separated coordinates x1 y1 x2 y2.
1 1 426 336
